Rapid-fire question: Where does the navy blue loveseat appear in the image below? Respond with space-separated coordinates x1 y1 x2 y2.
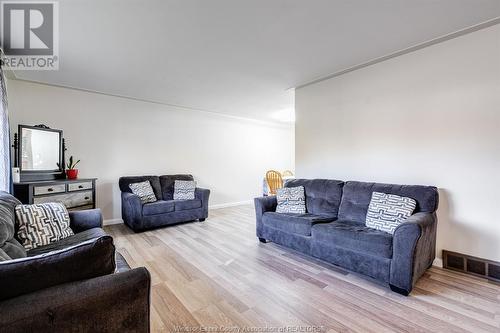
254 179 439 295
119 174 210 232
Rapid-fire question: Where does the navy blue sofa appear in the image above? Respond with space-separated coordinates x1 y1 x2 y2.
119 174 210 232
254 179 439 295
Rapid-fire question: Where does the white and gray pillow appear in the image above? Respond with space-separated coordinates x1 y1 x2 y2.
129 181 157 204
365 192 416 234
15 203 74 251
276 186 306 214
173 180 196 200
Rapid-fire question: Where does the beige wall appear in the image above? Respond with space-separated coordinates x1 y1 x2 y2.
296 24 500 262
8 80 295 222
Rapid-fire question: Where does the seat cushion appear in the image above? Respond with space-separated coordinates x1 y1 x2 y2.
312 220 393 258
262 212 336 236
174 199 202 211
115 251 131 273
142 200 175 216
27 228 107 256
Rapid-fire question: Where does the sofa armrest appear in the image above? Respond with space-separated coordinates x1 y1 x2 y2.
195 187 210 218
390 212 437 295
254 196 277 238
69 208 103 233
0 236 115 301
0 267 151 332
121 192 143 230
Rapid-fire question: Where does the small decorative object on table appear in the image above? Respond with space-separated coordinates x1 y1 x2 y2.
64 156 80 180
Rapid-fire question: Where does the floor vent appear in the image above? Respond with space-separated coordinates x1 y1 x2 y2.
443 250 500 283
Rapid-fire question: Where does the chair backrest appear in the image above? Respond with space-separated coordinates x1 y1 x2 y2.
282 170 294 177
266 170 283 195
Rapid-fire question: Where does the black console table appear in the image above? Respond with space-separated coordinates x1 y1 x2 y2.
14 178 97 211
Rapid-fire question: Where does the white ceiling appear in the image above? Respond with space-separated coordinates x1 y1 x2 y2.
12 0 500 122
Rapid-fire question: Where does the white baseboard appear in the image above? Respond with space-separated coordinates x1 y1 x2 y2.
432 258 443 268
209 200 253 210
103 218 123 226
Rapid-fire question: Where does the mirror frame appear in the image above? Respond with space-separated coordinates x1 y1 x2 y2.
17 124 65 182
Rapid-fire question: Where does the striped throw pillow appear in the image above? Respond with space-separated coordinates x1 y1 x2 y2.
15 203 74 251
365 192 416 234
276 186 306 214
173 180 196 200
129 181 157 204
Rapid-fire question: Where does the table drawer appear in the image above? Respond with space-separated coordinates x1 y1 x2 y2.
33 184 66 196
68 181 93 192
33 190 93 209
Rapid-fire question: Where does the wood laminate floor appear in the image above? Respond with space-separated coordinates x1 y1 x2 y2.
105 205 500 333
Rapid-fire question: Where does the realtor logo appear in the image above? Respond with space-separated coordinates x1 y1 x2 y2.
1 1 59 70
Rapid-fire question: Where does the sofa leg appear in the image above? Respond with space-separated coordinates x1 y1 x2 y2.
258 238 267 243
389 284 410 296
199 218 206 222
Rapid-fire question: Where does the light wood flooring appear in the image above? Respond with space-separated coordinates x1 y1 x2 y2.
105 205 500 333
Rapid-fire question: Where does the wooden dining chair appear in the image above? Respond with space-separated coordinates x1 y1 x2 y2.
282 170 294 177
266 170 283 195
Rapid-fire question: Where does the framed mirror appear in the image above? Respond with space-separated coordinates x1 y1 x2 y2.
16 124 65 181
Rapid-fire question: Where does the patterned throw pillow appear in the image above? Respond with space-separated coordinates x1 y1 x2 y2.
15 203 74 251
365 192 417 234
173 180 196 200
276 186 306 214
129 181 157 204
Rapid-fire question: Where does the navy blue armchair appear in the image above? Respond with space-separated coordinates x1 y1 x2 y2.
119 174 210 232
0 191 151 332
255 179 438 295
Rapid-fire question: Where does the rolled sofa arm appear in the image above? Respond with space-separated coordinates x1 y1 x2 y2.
0 267 151 332
390 212 437 295
254 196 277 238
0 236 115 301
121 192 143 231
69 208 103 233
195 187 210 218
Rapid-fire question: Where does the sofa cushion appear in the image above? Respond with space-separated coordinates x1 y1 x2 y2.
160 174 194 200
312 220 393 259
365 192 417 234
276 186 306 214
142 200 175 216
338 181 439 223
0 192 26 261
119 176 162 200
129 181 157 204
27 227 107 256
16 203 74 251
284 179 344 216
174 199 202 211
115 251 131 273
262 212 336 236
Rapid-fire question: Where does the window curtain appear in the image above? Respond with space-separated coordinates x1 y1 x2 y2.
0 62 11 192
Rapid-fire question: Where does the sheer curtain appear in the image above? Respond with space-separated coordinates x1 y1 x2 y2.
0 62 11 192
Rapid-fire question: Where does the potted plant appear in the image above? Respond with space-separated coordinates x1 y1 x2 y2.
65 156 80 180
